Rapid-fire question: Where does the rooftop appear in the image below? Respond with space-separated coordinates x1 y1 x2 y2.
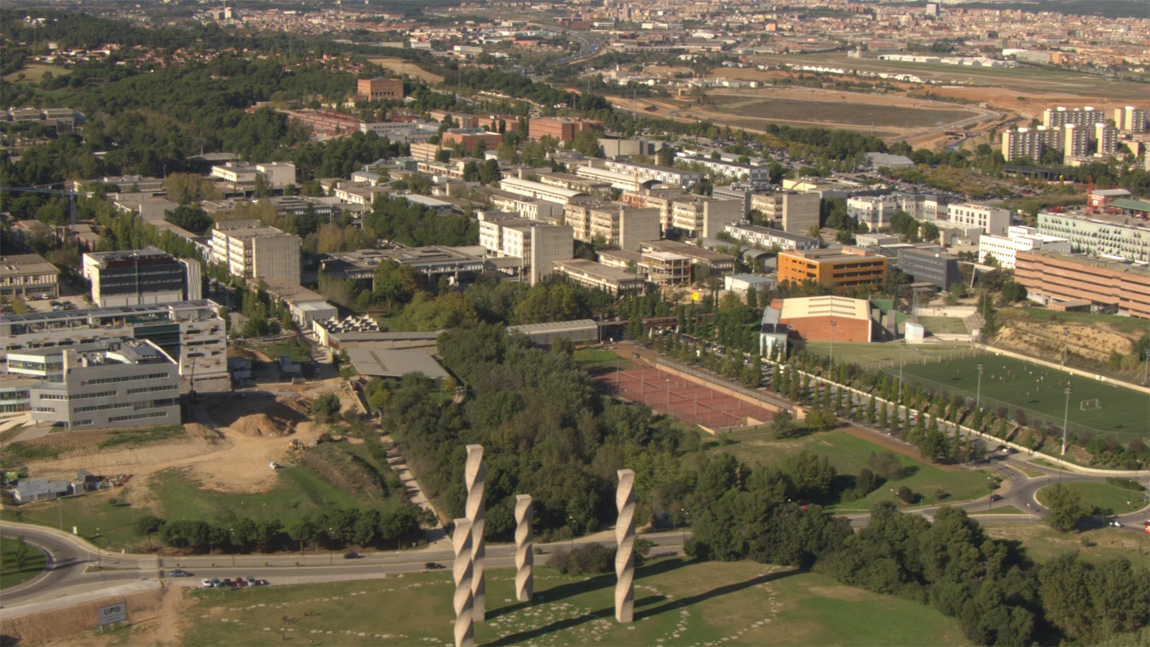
779 296 870 321
1022 249 1150 278
0 253 58 277
345 348 450 380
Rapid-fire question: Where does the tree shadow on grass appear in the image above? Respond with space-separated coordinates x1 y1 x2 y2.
486 557 691 621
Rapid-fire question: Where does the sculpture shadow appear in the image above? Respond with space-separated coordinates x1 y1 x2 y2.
486 559 793 645
633 567 798 621
486 557 691 621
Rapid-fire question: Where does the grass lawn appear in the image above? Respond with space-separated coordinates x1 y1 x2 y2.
0 536 48 589
917 317 968 335
1 63 70 84
179 558 969 647
0 492 144 551
262 340 312 364
981 523 1150 565
803 342 974 369
713 429 996 510
573 347 623 368
152 462 405 527
894 354 1148 442
1036 482 1148 516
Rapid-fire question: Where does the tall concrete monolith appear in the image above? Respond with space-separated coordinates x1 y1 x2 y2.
452 518 474 647
514 494 534 603
465 444 485 621
615 469 635 623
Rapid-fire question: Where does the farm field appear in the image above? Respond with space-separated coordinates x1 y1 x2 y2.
179 558 970 647
893 354 1149 441
712 429 996 510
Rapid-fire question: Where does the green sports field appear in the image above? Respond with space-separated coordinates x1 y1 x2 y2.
893 355 1149 442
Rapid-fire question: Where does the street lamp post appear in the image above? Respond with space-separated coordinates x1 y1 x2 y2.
230 528 236 567
1062 327 1070 366
976 362 984 412
95 528 101 569
898 340 906 406
329 528 334 565
829 320 837 366
1061 386 1072 456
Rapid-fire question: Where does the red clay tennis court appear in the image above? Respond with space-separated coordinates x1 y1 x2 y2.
597 365 777 429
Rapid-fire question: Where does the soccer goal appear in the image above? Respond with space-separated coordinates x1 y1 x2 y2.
1080 399 1101 411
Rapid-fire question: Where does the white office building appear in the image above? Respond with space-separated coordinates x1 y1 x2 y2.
945 203 1012 236
847 195 899 231
977 226 1071 269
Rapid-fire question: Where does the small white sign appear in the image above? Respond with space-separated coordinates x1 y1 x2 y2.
98 602 127 626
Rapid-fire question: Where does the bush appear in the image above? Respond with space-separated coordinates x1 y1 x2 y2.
896 486 916 503
548 543 616 575
868 451 907 481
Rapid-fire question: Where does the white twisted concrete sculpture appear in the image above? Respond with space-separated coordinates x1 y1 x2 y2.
514 494 534 603
615 469 635 623
465 444 486 621
452 518 475 647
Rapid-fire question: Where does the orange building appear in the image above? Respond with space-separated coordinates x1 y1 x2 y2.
356 77 405 101
778 247 887 288
440 128 504 151
528 117 604 142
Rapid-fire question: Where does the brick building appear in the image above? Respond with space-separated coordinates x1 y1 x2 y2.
528 117 604 142
356 77 405 101
1015 250 1150 319
770 296 873 343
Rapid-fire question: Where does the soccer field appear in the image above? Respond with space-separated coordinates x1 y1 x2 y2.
893 355 1149 442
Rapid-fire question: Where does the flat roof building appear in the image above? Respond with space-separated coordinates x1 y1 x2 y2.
528 117 603 142
498 176 590 206
6 338 180 430
0 300 228 393
82 247 201 308
210 220 301 285
1015 250 1150 319
897 247 961 290
1036 211 1150 263
946 203 1012 236
670 196 743 239
778 248 888 288
977 226 1071 270
724 223 820 251
0 253 59 300
640 240 737 276
553 259 647 296
751 191 821 234
478 219 573 285
356 77 405 101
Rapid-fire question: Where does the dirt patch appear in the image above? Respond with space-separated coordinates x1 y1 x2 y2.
200 393 311 433
994 320 1136 366
0 588 163 646
368 57 443 83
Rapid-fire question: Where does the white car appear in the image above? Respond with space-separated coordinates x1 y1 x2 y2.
201 578 214 588
1109 520 1123 528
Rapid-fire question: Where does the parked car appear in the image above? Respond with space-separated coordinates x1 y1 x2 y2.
246 576 258 586
234 576 246 587
211 577 221 588
201 578 213 588
169 569 194 578
1109 520 1123 528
